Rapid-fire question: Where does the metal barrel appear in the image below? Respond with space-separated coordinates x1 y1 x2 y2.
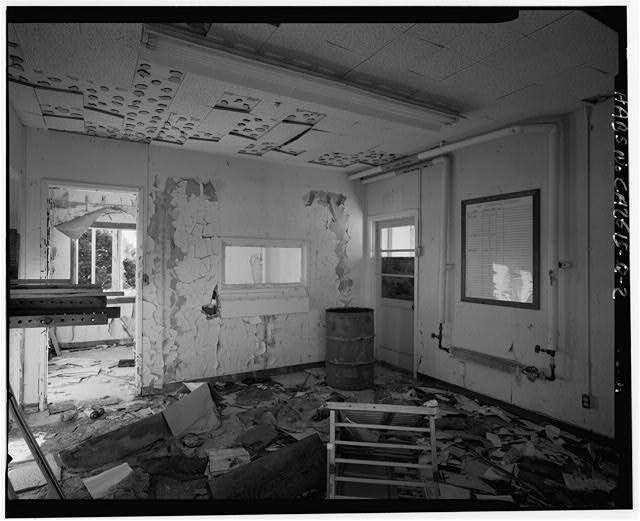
325 307 375 390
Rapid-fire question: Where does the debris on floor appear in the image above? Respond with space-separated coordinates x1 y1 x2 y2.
9 364 618 505
82 462 134 499
208 434 326 499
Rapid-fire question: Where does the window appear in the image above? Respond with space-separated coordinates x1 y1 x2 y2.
72 223 137 298
461 190 540 308
221 238 309 317
378 220 415 301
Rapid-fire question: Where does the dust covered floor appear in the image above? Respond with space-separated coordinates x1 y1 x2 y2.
9 364 618 507
47 345 136 405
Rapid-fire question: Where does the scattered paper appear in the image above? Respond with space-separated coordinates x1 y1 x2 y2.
486 432 502 448
206 447 250 476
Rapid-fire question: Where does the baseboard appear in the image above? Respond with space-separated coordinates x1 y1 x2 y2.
141 360 326 396
416 372 615 447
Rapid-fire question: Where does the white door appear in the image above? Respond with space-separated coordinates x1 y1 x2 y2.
375 218 416 372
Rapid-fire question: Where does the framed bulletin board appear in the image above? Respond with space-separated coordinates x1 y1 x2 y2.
461 189 540 309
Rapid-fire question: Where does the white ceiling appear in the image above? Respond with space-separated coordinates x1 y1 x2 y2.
7 12 618 172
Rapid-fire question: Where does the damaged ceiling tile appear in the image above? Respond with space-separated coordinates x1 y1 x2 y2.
34 85 84 117
283 108 326 126
8 80 46 128
84 106 125 131
214 91 261 113
43 114 85 132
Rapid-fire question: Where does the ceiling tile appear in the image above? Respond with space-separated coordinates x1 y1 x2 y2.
34 86 84 117
414 47 476 81
173 73 226 108
406 23 468 46
9 80 46 127
196 107 251 139
206 23 278 51
352 34 442 81
261 24 364 76
43 115 84 132
317 23 405 56
543 65 615 101
481 36 584 85
446 23 522 61
84 106 124 130
440 62 533 107
14 23 142 89
527 11 618 74
504 9 574 36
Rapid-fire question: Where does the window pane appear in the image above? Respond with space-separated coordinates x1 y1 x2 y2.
381 275 414 300
380 227 389 250
77 230 92 285
382 257 414 276
122 229 137 291
391 225 415 250
225 245 302 285
95 229 113 289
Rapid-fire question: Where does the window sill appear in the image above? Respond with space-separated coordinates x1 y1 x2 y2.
219 285 310 318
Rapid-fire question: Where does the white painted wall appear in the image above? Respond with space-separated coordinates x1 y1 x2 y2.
20 128 365 401
8 103 26 404
366 102 614 437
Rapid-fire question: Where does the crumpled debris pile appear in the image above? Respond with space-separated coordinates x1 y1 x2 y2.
11 364 618 506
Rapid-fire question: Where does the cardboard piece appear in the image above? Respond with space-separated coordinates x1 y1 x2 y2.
82 462 133 498
442 471 497 494
162 384 220 437
8 454 61 492
234 425 279 454
437 483 472 499
486 432 502 448
206 447 251 476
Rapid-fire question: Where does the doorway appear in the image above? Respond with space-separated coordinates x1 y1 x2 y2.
374 216 417 374
43 183 141 406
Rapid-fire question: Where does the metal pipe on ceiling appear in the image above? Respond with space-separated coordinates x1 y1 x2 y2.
350 126 523 182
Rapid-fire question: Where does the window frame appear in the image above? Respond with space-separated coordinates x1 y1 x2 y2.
71 221 137 302
460 189 540 309
220 237 310 317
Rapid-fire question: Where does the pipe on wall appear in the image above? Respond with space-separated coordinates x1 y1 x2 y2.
523 123 561 353
435 156 450 326
584 106 592 395
351 126 523 182
360 121 563 375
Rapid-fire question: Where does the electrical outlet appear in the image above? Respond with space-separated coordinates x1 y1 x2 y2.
582 393 591 409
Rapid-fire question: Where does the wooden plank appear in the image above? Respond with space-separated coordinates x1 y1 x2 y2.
49 328 61 356
334 440 427 451
59 338 134 350
335 476 425 488
335 422 431 433
208 434 326 499
8 384 64 499
327 402 437 416
335 458 431 469
58 412 170 471
429 415 439 477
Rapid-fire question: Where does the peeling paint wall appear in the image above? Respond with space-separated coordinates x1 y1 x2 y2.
143 175 222 388
143 145 364 389
304 191 353 305
21 129 364 397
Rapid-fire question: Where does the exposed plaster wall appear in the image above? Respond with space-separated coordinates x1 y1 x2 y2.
143 146 365 389
366 103 615 437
